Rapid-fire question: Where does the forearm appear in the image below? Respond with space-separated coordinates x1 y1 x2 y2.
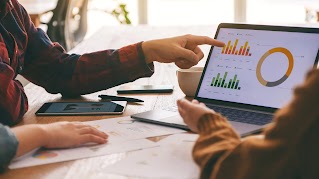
193 70 319 179
193 113 241 178
193 114 284 179
0 64 28 126
0 125 18 172
23 29 153 96
11 125 47 157
63 42 154 96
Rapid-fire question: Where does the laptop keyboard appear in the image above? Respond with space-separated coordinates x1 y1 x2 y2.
163 105 273 126
207 105 273 126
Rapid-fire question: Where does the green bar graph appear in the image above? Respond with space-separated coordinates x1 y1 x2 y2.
211 72 241 90
218 78 222 87
214 73 220 86
211 77 216 86
234 80 240 89
221 72 228 86
228 79 232 88
231 75 237 88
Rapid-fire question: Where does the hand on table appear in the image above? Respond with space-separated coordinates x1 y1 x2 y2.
42 122 108 148
142 34 225 69
12 122 108 157
177 99 215 133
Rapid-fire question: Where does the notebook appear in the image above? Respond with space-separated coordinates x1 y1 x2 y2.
131 23 319 137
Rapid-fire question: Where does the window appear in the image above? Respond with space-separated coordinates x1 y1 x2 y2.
147 0 234 25
89 0 319 26
247 0 319 24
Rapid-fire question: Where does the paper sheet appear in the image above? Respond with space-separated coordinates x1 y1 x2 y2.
85 116 186 143
157 133 199 145
104 134 200 179
9 139 156 169
9 116 186 169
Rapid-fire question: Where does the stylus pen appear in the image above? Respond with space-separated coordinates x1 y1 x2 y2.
98 95 144 102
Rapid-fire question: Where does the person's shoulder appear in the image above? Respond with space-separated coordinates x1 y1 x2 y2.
304 68 319 87
308 68 319 76
10 0 25 12
8 0 28 20
10 0 19 6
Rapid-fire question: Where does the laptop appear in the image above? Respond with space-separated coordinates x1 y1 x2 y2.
131 23 319 137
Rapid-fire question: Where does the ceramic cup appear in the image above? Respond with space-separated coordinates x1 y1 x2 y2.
176 67 204 97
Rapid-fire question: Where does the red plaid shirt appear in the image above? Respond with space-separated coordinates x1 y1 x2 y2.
0 0 154 126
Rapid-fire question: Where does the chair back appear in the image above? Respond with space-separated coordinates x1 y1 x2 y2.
46 0 88 51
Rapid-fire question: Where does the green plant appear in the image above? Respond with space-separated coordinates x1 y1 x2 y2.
111 3 131 24
90 0 132 25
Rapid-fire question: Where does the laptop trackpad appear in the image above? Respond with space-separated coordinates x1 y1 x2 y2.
161 115 186 125
230 121 262 137
132 109 186 125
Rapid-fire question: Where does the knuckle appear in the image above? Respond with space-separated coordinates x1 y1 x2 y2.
184 34 192 39
88 127 94 133
60 121 68 125
65 122 74 128
60 122 72 129
88 134 96 140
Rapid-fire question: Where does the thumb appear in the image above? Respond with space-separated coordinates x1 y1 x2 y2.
177 99 193 111
177 47 198 64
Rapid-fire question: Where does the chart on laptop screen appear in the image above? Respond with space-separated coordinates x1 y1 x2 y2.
197 28 319 109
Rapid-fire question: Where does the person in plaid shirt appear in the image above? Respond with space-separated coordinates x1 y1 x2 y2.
0 0 224 170
0 0 224 126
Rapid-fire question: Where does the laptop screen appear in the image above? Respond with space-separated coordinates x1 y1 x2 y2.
197 27 319 109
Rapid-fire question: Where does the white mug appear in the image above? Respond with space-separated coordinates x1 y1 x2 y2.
176 67 204 97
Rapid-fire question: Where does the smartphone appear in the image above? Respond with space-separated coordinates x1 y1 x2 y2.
35 101 127 116
117 85 174 94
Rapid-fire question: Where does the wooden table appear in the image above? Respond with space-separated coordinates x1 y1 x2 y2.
0 25 217 179
19 0 57 27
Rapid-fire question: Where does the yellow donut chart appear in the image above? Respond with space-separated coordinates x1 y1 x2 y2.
256 47 294 87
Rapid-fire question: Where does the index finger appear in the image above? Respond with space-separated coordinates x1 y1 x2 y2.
186 35 225 47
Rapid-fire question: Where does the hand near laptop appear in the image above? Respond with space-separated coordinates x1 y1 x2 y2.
11 122 108 157
177 99 216 132
143 34 225 69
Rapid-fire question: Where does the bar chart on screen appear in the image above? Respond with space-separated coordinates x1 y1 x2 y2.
221 39 252 56
210 72 241 90
198 27 319 109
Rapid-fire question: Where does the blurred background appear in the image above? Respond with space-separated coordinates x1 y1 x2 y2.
88 0 319 34
20 0 319 49
17 0 319 86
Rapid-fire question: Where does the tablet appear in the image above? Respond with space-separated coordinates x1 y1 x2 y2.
35 101 127 116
